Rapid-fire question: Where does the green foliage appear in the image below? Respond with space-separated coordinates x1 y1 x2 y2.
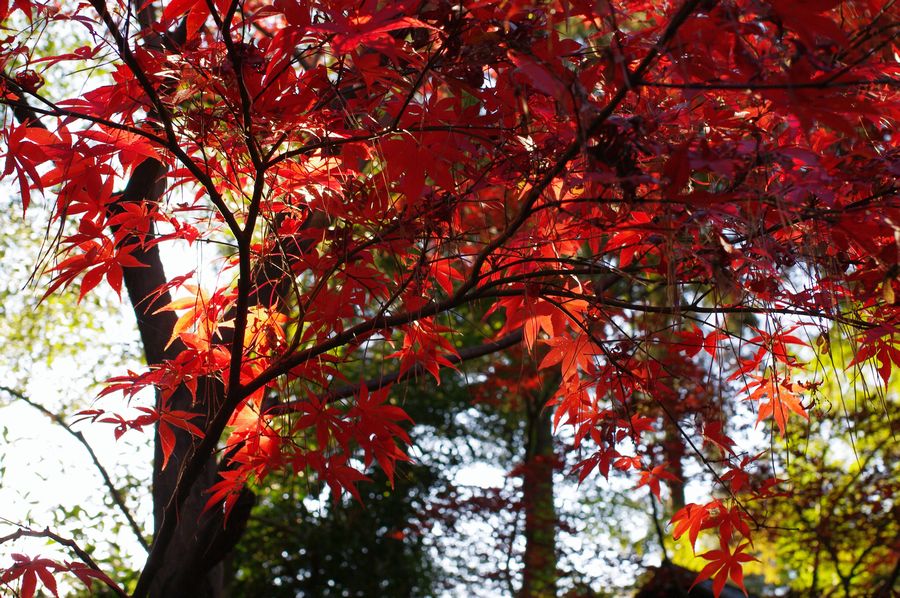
750 393 898 596
228 466 439 598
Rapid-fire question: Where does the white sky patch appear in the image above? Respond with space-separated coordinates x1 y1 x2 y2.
0 188 153 590
452 462 506 489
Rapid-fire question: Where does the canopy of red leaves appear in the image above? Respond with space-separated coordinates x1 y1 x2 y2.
1 0 897 595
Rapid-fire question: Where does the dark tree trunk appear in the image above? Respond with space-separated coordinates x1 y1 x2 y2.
520 392 558 598
663 423 686 513
1 66 245 598
117 158 251 597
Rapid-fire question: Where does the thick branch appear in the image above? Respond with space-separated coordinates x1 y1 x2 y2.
1 74 47 129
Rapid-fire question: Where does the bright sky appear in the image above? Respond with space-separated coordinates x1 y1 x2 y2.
0 198 158 588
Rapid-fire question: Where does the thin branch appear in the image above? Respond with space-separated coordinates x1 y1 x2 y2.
203 0 264 171
448 0 708 305
649 496 671 564
639 77 900 90
265 123 508 168
0 386 149 551
0 73 169 144
86 0 242 238
468 284 875 330
543 295 765 530
269 328 525 415
0 527 129 597
85 0 177 143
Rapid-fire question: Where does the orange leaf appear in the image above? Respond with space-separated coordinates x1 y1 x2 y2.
743 375 808 436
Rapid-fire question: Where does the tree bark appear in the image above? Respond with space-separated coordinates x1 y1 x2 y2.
663 423 686 514
520 391 558 598
116 157 252 597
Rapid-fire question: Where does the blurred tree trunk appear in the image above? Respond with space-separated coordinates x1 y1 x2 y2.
520 386 558 598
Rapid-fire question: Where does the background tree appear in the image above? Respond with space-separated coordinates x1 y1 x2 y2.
0 0 898 597
0 196 150 590
742 334 900 598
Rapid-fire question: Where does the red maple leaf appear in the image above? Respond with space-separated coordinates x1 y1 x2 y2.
692 539 758 598
636 463 681 502
0 554 60 598
671 501 716 551
539 334 598 380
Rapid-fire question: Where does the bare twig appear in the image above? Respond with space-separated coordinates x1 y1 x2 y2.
0 386 149 551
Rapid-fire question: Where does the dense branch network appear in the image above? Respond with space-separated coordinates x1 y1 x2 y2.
0 0 898 596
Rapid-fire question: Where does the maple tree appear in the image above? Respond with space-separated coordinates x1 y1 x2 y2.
1 0 898 595
742 345 900 597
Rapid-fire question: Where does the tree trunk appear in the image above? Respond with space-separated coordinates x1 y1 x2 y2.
663 423 686 513
520 397 558 598
118 158 252 597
